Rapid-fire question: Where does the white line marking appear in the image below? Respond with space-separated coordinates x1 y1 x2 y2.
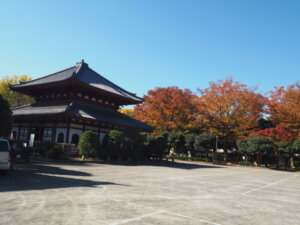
244 194 300 205
109 210 166 225
167 212 222 225
154 195 178 200
164 172 245 181
244 175 298 194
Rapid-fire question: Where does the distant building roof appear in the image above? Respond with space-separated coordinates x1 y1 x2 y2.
10 60 143 103
12 101 154 131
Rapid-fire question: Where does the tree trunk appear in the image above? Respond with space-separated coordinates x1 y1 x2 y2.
224 149 228 162
285 158 288 170
290 155 295 169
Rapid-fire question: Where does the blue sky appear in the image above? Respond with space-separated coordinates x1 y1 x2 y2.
0 0 299 97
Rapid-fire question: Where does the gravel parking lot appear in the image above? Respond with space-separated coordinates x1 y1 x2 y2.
0 160 299 225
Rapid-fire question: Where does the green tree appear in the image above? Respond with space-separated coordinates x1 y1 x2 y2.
247 136 273 165
104 130 124 158
78 131 100 159
146 132 169 159
275 142 293 169
247 136 273 155
236 138 255 163
293 139 300 153
194 132 215 157
0 95 12 138
123 128 146 159
168 132 186 154
108 130 123 142
185 133 196 154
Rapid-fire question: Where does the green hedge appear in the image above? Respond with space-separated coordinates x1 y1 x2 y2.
165 155 202 161
238 161 253 166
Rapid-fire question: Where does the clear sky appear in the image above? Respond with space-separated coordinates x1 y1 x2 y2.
0 0 299 97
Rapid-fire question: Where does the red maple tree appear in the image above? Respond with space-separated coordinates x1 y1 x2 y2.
251 124 295 142
134 87 198 132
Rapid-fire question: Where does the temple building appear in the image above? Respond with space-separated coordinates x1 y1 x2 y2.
9 60 153 144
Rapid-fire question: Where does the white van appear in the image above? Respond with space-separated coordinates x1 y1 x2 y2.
0 138 11 175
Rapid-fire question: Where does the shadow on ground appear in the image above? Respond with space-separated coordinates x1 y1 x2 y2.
0 162 127 192
64 159 224 170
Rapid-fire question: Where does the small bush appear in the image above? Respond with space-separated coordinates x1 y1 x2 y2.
36 142 63 159
46 144 63 159
78 131 100 159
277 160 286 169
238 161 253 166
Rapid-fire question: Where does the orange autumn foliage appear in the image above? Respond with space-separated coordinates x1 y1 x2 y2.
196 79 266 145
266 82 300 135
134 87 198 132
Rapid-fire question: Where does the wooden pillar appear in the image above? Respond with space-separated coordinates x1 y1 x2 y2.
35 118 39 142
53 122 57 142
27 121 32 141
83 120 86 132
41 120 45 142
66 117 70 144
97 125 100 139
17 123 21 141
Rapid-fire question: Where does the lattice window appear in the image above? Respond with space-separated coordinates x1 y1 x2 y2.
43 128 53 142
57 133 64 143
19 128 28 141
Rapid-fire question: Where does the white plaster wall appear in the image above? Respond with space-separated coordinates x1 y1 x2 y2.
56 128 67 143
11 127 19 140
69 128 82 143
100 132 107 144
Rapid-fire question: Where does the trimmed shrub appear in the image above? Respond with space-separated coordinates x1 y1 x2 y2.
78 131 100 159
37 142 63 159
46 144 63 159
194 132 215 156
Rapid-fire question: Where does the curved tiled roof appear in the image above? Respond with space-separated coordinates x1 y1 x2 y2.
12 102 70 116
11 66 77 88
68 102 153 131
12 101 154 131
10 61 143 103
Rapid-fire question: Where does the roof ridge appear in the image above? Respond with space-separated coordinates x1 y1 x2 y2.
79 66 142 99
11 65 76 86
75 60 86 75
10 104 32 110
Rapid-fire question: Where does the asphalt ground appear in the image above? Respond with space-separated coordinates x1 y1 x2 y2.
0 160 299 225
